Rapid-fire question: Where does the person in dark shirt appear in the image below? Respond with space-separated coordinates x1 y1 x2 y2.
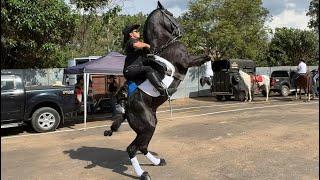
122 24 167 96
108 76 118 117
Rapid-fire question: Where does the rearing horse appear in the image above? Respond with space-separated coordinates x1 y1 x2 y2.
118 2 210 180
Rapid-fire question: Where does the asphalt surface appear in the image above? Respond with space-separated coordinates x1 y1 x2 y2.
1 96 319 180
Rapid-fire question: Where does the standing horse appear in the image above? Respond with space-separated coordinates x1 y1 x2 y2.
107 2 211 179
295 73 312 101
239 70 270 101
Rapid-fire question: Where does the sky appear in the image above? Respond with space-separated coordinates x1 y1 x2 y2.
115 0 311 31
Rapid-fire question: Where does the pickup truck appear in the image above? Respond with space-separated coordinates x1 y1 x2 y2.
1 73 76 132
270 70 296 96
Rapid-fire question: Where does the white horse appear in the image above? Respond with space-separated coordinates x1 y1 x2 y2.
239 70 253 102
239 70 270 101
256 74 270 101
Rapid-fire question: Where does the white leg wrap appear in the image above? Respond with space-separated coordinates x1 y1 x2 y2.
130 157 144 176
145 152 160 165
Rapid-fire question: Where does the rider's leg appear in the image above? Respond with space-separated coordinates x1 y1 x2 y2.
141 66 167 96
124 65 167 95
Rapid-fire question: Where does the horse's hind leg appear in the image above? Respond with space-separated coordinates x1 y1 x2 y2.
127 135 146 177
138 127 166 166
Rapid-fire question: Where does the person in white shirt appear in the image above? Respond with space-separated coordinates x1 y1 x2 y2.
292 59 308 88
297 59 307 74
200 60 214 86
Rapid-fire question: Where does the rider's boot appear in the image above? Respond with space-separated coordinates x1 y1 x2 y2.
146 72 167 96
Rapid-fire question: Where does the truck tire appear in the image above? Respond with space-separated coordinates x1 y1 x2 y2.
224 95 232 101
236 91 246 102
262 90 267 97
31 107 61 133
281 85 290 97
216 95 224 101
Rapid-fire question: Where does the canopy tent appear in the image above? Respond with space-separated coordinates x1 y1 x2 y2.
64 51 125 75
64 52 126 129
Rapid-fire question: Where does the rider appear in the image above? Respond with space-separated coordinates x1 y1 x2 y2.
292 59 308 88
122 24 167 96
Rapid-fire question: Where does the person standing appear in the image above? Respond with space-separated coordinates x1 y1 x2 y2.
200 60 214 86
108 76 118 117
312 64 319 97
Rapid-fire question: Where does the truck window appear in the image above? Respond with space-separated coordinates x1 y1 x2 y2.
271 71 289 77
1 78 14 91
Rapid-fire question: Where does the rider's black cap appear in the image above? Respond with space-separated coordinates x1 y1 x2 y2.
122 24 141 38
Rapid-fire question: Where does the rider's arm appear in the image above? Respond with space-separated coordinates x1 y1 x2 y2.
133 41 150 49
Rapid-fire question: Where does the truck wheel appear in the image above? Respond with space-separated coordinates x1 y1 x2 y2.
31 107 60 133
224 95 232 101
216 95 224 101
237 91 246 102
281 85 290 97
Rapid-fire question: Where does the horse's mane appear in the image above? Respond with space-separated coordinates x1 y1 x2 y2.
143 8 161 44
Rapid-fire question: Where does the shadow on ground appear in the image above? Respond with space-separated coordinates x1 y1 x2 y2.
63 146 158 179
64 146 138 179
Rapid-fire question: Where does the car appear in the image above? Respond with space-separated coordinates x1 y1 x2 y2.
1 73 76 132
270 70 296 96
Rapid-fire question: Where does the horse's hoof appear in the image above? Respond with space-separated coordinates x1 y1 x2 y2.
104 130 113 136
158 158 166 166
140 171 151 180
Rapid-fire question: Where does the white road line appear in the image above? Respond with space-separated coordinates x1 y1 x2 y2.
1 101 317 140
162 101 318 120
157 99 281 113
1 123 128 140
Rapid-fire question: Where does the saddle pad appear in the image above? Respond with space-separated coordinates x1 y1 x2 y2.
127 56 175 97
138 75 174 97
252 75 263 82
128 81 138 96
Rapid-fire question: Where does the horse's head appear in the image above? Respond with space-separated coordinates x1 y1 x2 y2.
144 1 183 47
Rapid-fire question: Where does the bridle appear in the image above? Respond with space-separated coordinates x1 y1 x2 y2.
152 9 182 55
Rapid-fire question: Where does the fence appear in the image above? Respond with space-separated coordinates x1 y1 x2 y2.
2 65 317 99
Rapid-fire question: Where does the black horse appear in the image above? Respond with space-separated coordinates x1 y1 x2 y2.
106 2 211 179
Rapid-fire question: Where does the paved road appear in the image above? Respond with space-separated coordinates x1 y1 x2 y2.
1 97 319 180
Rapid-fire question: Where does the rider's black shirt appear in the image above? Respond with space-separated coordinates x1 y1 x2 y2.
123 38 144 70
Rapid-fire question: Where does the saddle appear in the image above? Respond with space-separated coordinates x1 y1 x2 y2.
128 55 175 97
251 75 263 83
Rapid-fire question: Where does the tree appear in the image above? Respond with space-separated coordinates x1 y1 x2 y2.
180 0 270 65
307 0 319 33
67 0 146 58
1 0 77 68
268 27 318 66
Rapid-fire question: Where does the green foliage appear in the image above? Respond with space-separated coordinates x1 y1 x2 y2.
65 11 147 59
180 0 270 66
307 0 319 33
70 0 111 11
268 27 318 66
1 0 77 68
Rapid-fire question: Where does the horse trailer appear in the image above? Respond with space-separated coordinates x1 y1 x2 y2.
211 59 256 101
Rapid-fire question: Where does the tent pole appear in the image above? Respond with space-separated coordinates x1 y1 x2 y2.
83 73 87 130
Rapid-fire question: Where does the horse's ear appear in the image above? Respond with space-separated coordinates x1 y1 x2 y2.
157 1 164 9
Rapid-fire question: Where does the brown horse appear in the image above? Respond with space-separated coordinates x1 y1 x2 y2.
295 73 312 101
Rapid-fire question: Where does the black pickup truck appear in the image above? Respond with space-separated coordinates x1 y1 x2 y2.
270 70 296 96
1 73 76 132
